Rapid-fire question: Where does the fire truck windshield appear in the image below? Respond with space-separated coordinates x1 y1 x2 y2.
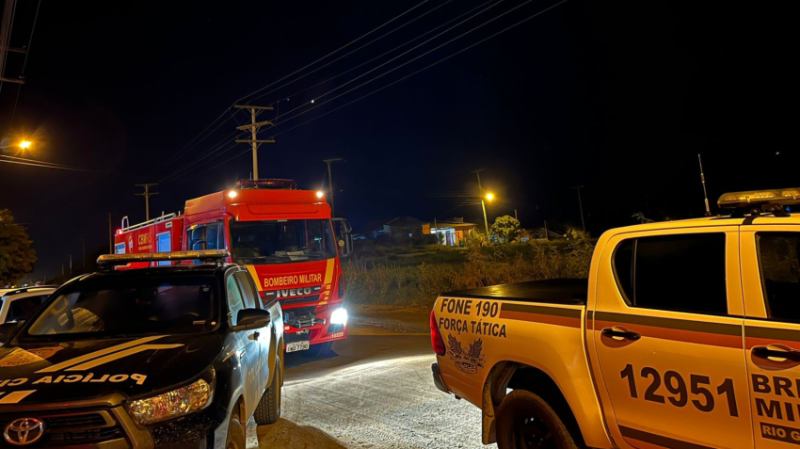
229 219 337 264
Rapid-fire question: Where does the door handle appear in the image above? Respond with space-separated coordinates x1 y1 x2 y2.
601 327 641 341
752 345 800 362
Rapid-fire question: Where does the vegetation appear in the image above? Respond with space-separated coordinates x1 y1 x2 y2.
490 215 521 242
344 235 595 307
0 209 37 286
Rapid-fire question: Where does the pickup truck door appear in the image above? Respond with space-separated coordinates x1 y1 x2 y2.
591 228 753 449
235 271 272 392
740 226 800 448
226 272 262 418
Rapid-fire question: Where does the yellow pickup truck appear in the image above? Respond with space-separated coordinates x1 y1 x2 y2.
431 188 800 449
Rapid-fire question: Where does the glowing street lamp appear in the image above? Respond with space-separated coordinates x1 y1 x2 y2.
19 140 32 150
485 192 495 202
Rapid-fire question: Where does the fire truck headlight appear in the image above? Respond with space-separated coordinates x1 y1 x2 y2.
228 190 238 199
330 308 348 325
316 190 324 199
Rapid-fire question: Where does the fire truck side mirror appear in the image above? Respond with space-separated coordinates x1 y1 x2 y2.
333 218 354 258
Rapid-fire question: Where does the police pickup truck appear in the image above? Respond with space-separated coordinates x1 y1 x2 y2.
0 250 283 449
431 188 800 449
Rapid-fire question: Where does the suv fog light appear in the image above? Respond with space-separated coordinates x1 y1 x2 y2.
330 308 348 325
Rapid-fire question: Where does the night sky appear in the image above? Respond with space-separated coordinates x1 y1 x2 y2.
0 1 795 281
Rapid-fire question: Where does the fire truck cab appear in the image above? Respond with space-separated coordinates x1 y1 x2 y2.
115 179 353 355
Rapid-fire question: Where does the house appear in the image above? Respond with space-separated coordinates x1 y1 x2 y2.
519 227 563 242
355 216 426 240
423 217 477 246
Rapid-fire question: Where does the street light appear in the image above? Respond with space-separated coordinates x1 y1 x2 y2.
19 141 32 150
485 192 495 202
480 192 496 238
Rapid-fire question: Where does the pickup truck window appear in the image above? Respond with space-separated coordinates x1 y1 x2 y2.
757 232 800 321
614 233 727 315
226 275 246 325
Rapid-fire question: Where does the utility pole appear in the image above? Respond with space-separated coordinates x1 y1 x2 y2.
515 209 518 220
108 213 113 253
472 169 490 236
234 104 275 180
69 254 72 276
323 158 343 217
135 183 159 221
82 238 86 273
572 185 586 232
698 154 711 216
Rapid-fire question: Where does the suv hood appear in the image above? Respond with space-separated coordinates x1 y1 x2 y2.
0 334 222 405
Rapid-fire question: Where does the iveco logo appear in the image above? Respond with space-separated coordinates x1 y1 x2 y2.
4 418 45 446
265 285 322 298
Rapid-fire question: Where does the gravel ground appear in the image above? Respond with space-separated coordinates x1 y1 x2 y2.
249 334 495 449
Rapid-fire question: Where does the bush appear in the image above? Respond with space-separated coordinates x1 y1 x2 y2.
343 237 595 307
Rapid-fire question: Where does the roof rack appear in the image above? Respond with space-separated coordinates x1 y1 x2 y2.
718 188 800 217
1 286 59 297
97 250 230 268
120 212 178 233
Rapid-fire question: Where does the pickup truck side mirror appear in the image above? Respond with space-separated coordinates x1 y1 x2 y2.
232 309 271 332
0 322 21 345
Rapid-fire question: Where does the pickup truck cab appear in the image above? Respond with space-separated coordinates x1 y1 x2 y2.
431 188 800 449
0 250 284 449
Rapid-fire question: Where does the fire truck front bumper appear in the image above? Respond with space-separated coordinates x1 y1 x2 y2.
283 305 348 351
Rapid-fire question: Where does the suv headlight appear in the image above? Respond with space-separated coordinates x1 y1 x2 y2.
128 378 213 425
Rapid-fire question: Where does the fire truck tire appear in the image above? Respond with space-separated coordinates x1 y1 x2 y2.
496 390 581 449
225 414 246 449
302 341 333 357
254 362 282 425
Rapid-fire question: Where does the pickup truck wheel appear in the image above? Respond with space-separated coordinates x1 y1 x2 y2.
497 390 580 449
254 362 282 425
302 341 333 357
224 415 246 449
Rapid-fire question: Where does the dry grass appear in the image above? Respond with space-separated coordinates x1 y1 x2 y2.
344 239 595 307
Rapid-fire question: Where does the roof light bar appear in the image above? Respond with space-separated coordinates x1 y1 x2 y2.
97 250 230 267
718 188 800 209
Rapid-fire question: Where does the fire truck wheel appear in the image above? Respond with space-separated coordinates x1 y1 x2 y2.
302 341 333 357
225 414 246 449
254 362 282 425
496 390 581 449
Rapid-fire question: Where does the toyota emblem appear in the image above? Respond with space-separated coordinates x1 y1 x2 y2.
3 418 45 446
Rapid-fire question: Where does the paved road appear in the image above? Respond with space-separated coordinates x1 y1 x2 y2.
249 334 494 449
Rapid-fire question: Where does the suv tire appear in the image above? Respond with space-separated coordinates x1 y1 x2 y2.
496 390 581 449
254 362 282 425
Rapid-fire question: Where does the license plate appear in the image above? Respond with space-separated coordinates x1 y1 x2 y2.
286 341 310 353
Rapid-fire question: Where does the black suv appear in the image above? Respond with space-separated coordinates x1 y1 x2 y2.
0 250 284 449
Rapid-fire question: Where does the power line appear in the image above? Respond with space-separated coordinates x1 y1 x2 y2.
246 0 455 105
235 0 432 105
277 0 499 109
270 0 569 138
0 155 94 172
10 0 42 124
158 130 240 183
274 0 505 121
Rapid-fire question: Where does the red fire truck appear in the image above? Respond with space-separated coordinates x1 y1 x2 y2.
114 179 354 355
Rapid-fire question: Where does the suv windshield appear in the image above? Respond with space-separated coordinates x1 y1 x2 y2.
25 276 218 338
230 219 337 264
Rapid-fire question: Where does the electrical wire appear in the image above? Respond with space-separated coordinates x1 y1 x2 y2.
0 153 67 167
160 140 241 184
235 0 432 106
0 155 94 172
274 0 504 121
270 0 569 137
9 0 41 125
246 0 455 105
277 0 498 109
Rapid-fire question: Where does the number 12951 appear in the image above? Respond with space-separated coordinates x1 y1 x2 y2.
620 364 739 417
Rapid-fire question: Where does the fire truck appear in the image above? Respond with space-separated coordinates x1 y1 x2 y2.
114 179 353 355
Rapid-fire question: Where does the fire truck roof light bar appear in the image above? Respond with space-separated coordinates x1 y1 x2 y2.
97 250 230 267
718 188 800 209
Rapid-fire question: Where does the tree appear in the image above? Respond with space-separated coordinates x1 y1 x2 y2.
491 215 521 243
0 209 37 286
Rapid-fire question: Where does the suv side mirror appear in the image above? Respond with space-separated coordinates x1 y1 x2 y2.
0 322 21 345
232 309 271 331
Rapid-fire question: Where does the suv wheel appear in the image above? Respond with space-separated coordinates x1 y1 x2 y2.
225 411 246 449
254 362 282 425
496 390 581 449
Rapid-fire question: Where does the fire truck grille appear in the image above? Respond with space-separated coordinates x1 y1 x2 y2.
280 294 320 306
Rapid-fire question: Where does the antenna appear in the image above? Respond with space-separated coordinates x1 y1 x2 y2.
698 154 711 216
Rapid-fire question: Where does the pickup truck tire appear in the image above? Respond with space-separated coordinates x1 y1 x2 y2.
302 341 333 357
225 415 246 449
254 362 282 425
496 390 581 449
